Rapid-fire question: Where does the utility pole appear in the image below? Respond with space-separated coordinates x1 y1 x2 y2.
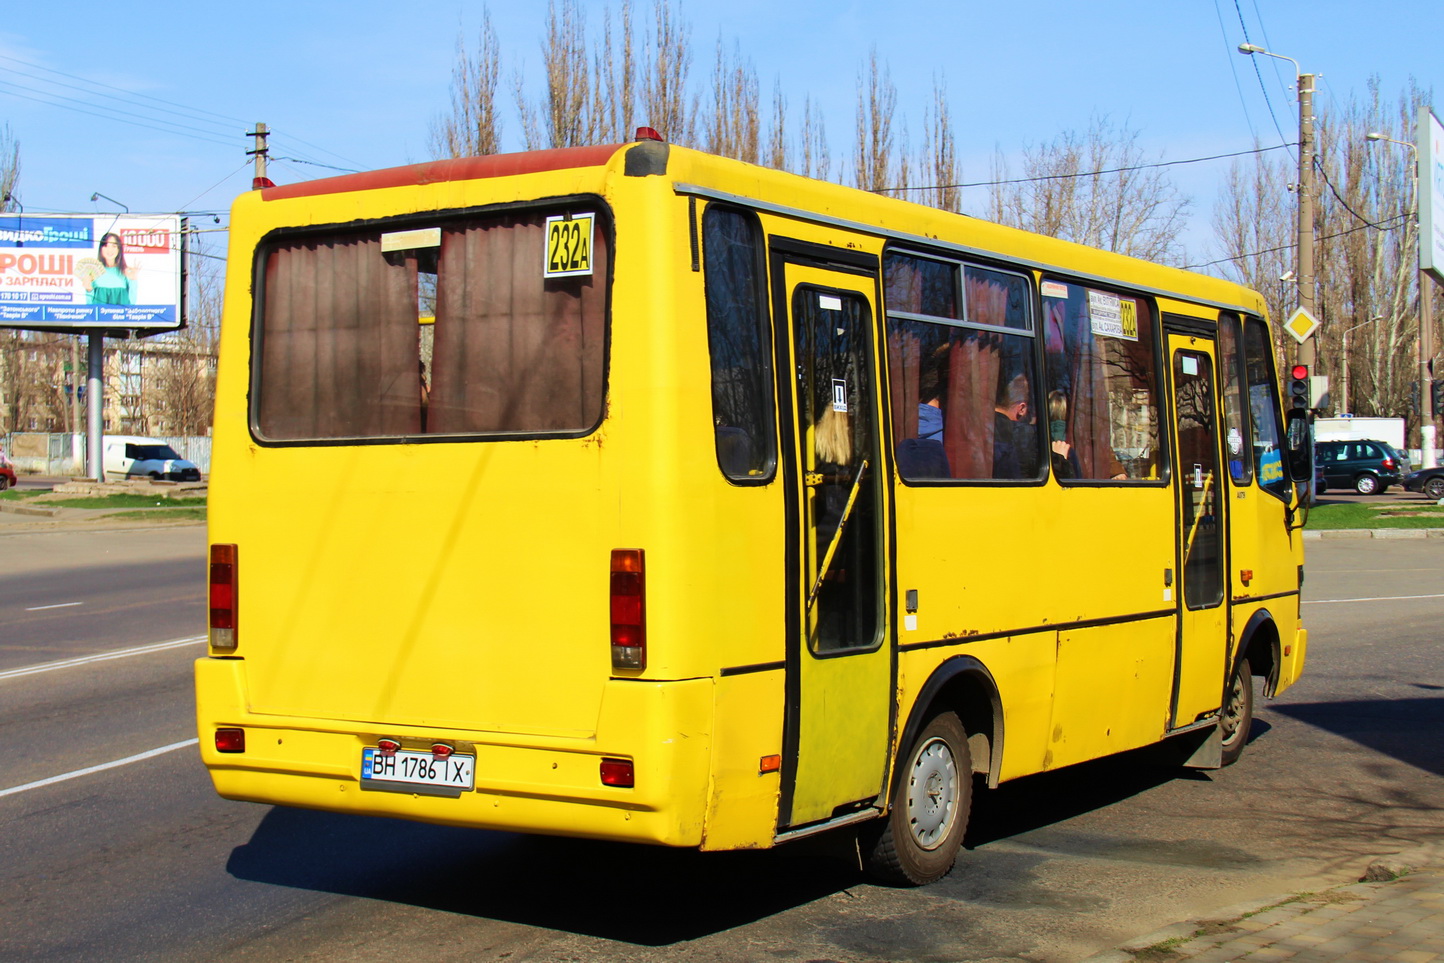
248 122 274 190
1296 72 1317 370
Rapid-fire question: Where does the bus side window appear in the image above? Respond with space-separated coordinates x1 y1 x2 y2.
1218 313 1253 485
702 206 775 481
1040 279 1160 481
884 253 1040 481
1242 316 1289 498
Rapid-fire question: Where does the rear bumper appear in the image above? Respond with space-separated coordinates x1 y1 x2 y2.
195 658 716 847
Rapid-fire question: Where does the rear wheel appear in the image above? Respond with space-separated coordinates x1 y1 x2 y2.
1424 477 1444 500
1220 658 1254 767
0 475 9 491
862 711 971 886
1354 474 1379 495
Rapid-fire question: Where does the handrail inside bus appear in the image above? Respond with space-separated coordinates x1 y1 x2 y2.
808 459 869 608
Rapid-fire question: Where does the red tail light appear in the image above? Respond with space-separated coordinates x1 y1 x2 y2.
209 544 238 650
600 757 634 787
215 728 245 753
610 549 646 670
1382 457 1396 470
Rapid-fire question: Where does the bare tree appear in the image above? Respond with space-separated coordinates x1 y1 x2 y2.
764 81 787 171
798 94 831 181
591 1 636 142
516 0 594 149
1211 78 1440 433
990 115 1190 264
703 37 760 162
430 12 503 158
0 124 17 208
915 76 960 212
639 0 693 143
853 49 900 194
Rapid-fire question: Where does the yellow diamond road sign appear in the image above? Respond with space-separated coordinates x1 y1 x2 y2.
1284 307 1320 344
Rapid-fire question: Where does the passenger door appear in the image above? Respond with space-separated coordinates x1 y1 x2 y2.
1167 333 1229 729
773 251 893 831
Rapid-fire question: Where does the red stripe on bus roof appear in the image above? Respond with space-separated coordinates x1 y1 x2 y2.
260 144 626 200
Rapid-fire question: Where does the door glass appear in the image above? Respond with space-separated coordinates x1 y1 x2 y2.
793 286 880 653
1174 350 1223 608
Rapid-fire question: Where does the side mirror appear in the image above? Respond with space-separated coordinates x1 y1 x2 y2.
1284 409 1312 482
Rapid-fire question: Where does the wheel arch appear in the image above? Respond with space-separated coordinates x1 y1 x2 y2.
1237 607 1282 697
897 655 1004 791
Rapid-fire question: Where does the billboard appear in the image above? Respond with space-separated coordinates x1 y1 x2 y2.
1422 106 1444 285
0 213 183 330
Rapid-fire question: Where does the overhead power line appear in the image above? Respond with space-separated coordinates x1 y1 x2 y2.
883 143 1295 194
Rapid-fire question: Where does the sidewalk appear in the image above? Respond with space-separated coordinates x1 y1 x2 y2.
1088 845 1444 962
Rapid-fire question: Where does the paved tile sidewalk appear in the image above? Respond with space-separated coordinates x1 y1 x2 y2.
1088 847 1444 962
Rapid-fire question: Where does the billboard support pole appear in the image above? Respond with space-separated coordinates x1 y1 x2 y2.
86 332 103 482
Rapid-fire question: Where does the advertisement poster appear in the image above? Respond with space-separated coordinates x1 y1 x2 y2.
0 213 183 330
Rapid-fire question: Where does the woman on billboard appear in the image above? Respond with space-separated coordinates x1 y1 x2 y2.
77 232 137 305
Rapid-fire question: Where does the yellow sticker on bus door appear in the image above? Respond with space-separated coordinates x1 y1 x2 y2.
544 213 595 278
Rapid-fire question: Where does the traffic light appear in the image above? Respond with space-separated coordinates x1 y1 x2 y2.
1433 380 1444 418
1288 364 1310 411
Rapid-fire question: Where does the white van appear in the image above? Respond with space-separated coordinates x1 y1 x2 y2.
103 436 202 482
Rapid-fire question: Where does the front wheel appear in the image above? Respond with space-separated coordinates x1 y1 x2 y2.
1354 474 1380 495
862 711 971 886
1424 477 1444 500
1220 658 1255 767
0 476 9 491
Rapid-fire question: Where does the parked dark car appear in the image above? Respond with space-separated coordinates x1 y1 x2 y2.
1314 439 1403 495
1403 466 1444 500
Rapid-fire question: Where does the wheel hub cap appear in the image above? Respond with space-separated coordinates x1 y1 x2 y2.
906 737 958 850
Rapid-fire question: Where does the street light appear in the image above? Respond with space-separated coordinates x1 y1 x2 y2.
1340 315 1385 417
1238 43 1317 370
89 192 129 213
1366 129 1438 468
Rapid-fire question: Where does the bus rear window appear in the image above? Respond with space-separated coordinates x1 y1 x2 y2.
253 207 609 442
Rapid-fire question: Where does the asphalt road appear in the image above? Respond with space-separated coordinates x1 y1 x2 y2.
1 526 1441 962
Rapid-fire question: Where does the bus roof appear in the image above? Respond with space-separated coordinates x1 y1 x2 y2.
259 143 627 201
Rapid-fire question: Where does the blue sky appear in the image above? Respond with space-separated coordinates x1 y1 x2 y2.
1 0 1438 265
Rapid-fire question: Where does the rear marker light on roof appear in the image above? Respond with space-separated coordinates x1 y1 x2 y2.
634 126 664 142
209 544 238 651
610 549 646 671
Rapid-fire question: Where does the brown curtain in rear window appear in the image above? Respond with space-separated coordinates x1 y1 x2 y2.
257 235 419 439
428 214 607 434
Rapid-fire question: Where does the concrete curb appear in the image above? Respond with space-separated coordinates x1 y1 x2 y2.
1080 843 1444 962
1302 528 1444 539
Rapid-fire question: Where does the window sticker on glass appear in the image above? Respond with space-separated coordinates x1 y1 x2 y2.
818 294 843 311
1182 355 1199 376
1087 290 1139 341
544 213 595 278
832 378 848 413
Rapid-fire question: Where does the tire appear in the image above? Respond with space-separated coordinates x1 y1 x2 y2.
1424 477 1444 500
0 476 9 491
862 711 971 886
148 471 161 480
1219 657 1255 767
1354 474 1379 495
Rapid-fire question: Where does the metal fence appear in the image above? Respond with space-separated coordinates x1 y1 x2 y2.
2 432 212 476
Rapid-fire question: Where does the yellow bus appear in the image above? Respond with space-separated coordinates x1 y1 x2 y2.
197 131 1311 885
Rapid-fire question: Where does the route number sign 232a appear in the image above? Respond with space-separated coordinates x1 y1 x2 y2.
544 213 595 278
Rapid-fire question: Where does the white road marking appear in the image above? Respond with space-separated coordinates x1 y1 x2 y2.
0 739 200 799
25 601 84 611
0 636 206 681
1304 593 1444 604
